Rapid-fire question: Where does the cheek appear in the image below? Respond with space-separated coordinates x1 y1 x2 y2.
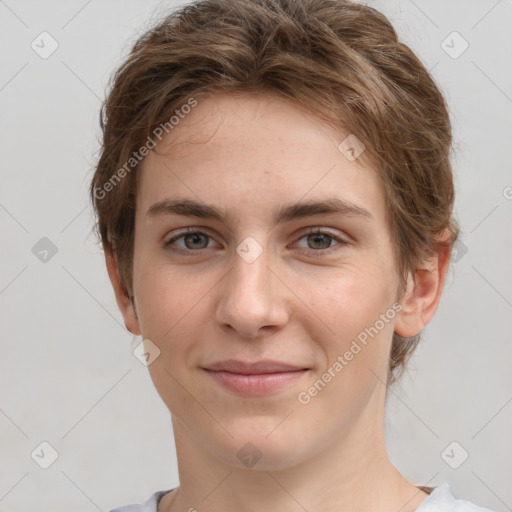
134 256 214 338
292 272 396 424
295 263 396 339
134 264 215 409
289 261 399 396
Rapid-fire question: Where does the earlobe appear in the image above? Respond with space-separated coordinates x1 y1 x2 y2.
394 238 452 338
105 250 141 335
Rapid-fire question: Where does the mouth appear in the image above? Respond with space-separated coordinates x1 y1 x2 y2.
201 359 310 395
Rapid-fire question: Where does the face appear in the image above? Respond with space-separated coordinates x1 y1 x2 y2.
109 92 438 471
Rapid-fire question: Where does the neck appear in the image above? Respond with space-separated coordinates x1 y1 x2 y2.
160 391 429 512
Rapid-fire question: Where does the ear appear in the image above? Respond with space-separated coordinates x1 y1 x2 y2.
394 231 453 338
105 250 141 335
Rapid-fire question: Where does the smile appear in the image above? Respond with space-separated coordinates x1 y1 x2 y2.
203 369 309 395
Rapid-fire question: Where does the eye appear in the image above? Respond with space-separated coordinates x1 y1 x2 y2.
164 228 219 254
164 227 348 257
292 228 348 255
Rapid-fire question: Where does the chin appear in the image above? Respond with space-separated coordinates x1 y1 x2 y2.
205 424 309 471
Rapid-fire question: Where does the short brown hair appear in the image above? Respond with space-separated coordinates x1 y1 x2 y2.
90 0 459 384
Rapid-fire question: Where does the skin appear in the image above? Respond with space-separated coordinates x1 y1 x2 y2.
106 92 451 512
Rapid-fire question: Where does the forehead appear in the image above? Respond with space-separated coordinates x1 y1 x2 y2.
136 92 387 226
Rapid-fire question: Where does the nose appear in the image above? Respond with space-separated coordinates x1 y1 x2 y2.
215 244 290 340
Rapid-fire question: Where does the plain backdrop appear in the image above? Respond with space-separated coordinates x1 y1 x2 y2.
1 0 511 511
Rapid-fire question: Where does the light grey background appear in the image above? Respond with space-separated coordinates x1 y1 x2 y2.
1 1 511 511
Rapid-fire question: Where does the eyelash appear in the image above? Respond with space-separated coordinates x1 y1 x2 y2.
164 227 348 257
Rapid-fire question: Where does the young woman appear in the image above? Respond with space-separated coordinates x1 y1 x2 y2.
90 0 494 510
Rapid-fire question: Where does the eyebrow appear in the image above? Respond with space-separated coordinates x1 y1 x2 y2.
146 197 373 227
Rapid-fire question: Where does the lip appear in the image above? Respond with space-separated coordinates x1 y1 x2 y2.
204 359 307 374
202 359 309 395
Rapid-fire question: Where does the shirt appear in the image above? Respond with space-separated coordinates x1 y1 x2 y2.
108 483 496 512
